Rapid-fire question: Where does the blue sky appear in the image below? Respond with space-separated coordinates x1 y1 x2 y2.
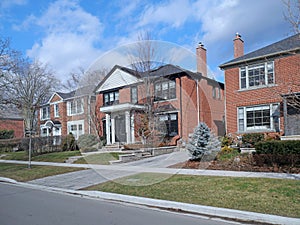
0 0 294 82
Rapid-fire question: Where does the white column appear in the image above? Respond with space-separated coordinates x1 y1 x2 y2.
105 114 111 145
125 111 131 143
131 113 135 143
111 116 116 144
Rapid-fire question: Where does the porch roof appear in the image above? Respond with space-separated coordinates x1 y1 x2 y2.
100 103 145 113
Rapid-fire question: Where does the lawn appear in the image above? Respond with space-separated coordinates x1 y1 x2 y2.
1 150 81 163
0 163 83 182
85 173 300 218
74 152 121 165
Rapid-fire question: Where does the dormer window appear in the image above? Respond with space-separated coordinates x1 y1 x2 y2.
240 62 274 89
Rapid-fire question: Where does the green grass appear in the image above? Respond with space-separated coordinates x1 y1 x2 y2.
0 163 83 182
1 150 81 163
74 152 121 165
85 173 300 218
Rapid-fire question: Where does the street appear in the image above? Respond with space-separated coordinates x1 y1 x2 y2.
0 183 237 225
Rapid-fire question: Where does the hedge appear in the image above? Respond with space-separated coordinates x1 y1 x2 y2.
255 140 300 155
254 140 300 166
0 129 15 139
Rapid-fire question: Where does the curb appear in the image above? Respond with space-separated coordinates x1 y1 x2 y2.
1 177 299 225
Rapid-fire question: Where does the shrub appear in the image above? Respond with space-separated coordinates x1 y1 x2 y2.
242 133 264 147
77 134 99 150
221 135 233 147
61 133 77 151
254 140 300 166
187 122 220 161
0 129 14 139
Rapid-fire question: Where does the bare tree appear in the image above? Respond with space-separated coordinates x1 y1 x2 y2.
283 0 300 34
4 60 59 134
127 32 167 146
0 36 22 112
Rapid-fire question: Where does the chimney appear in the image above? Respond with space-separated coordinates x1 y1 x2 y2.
196 42 207 76
233 32 244 58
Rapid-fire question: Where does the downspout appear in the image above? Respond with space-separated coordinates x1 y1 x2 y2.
88 95 91 134
179 77 183 139
196 79 200 124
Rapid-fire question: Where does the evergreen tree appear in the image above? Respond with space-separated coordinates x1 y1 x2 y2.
187 122 220 161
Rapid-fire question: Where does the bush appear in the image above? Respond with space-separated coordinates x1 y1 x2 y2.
77 134 99 150
187 122 220 161
221 135 233 147
242 133 264 147
254 140 300 166
0 129 14 139
61 133 77 151
0 138 22 152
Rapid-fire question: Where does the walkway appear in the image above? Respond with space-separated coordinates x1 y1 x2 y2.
0 151 299 190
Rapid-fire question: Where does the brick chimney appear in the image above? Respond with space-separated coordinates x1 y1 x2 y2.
233 33 244 58
196 42 207 76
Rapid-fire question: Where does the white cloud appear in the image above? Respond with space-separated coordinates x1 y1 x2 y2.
25 0 103 80
0 0 26 9
137 0 193 28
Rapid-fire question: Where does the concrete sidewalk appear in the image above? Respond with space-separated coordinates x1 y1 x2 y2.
1 151 300 225
0 150 299 190
1 179 299 225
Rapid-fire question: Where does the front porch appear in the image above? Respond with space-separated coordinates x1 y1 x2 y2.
100 103 145 145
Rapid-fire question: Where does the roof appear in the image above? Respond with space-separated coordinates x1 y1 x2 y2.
0 104 23 120
94 65 140 93
220 34 300 69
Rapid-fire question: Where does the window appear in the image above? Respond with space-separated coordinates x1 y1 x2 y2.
40 106 50 120
238 104 280 132
67 98 83 115
240 62 274 89
159 113 178 137
67 120 84 139
54 104 59 117
103 91 119 106
131 87 138 104
154 80 176 101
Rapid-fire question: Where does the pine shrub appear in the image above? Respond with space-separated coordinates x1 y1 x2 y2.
187 122 221 161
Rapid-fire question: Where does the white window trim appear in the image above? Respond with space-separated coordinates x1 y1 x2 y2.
67 98 84 116
67 120 84 139
40 106 50 121
237 103 280 133
54 104 59 118
239 61 275 90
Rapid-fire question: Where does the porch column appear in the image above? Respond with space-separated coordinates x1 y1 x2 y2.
283 97 288 135
105 114 111 145
125 111 131 143
111 115 116 144
131 113 135 143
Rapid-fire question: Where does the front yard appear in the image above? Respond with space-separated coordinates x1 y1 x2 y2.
85 173 300 218
0 163 83 182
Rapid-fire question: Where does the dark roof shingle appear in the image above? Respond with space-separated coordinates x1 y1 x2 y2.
220 34 300 68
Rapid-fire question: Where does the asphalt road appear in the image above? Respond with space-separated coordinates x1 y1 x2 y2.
0 183 237 225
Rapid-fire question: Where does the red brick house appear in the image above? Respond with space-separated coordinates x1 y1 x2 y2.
0 105 24 138
38 86 96 139
220 33 300 138
95 44 225 145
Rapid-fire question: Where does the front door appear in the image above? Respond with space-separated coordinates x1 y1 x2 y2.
115 115 126 143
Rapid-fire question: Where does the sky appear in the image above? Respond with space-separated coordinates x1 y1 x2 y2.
0 0 295 83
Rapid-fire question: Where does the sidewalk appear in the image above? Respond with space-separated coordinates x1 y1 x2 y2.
0 151 300 225
0 150 299 191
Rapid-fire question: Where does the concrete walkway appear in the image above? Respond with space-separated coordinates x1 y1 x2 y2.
1 151 300 225
0 151 299 190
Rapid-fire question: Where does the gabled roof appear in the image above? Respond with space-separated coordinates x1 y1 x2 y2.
43 85 95 106
94 65 142 93
220 34 300 69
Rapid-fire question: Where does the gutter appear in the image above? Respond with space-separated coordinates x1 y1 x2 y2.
219 47 300 69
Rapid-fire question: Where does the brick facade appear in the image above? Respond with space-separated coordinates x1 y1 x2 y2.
221 34 300 136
